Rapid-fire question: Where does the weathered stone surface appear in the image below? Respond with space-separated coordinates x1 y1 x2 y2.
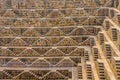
0 0 120 80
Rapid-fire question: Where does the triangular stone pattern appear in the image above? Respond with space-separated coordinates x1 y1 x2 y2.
0 0 120 80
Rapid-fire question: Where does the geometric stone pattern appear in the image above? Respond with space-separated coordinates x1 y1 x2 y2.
0 0 120 80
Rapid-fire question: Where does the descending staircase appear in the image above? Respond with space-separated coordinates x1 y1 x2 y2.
0 0 120 80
